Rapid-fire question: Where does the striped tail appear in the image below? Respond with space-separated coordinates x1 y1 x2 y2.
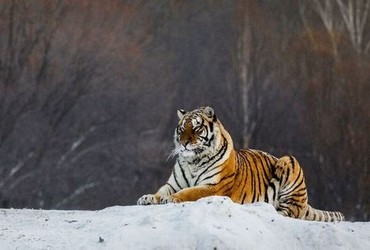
304 205 345 222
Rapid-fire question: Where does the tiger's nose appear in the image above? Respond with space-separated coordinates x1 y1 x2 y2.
182 141 191 149
182 140 194 149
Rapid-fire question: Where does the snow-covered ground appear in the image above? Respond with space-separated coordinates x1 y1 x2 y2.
0 196 369 250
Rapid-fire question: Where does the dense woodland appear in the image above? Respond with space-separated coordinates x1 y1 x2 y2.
0 0 368 220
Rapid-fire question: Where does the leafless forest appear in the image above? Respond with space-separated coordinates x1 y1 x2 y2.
0 0 368 220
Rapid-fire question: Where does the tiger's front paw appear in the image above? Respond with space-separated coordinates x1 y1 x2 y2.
160 195 182 204
137 194 160 205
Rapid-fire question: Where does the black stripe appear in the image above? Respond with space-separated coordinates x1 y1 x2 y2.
241 193 247 204
257 170 263 200
279 168 304 197
279 203 294 217
214 177 235 193
259 157 270 185
209 172 235 186
200 122 208 140
248 155 256 202
237 155 248 202
180 168 190 187
282 163 290 185
265 154 278 172
258 158 268 193
305 209 310 217
172 169 182 189
248 153 258 202
209 122 214 132
289 155 295 170
294 186 307 194
289 168 304 191
223 185 234 195
219 172 235 183
241 154 251 193
268 181 277 204
200 169 223 183
200 119 204 128
166 183 176 193
243 152 253 168
251 184 257 202
249 166 255 201
251 153 264 198
289 192 307 199
177 160 190 187
277 206 291 216
204 134 214 147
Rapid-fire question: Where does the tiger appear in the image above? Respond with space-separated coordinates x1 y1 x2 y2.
137 106 344 222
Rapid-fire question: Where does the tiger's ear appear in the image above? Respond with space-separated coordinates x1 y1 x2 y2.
177 109 186 119
203 106 217 121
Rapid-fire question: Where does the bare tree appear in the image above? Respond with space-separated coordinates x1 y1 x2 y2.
336 0 370 55
235 0 253 147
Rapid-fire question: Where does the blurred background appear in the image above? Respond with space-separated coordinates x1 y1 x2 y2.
0 0 368 220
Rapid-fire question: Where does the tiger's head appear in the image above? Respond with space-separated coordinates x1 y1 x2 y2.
172 106 227 159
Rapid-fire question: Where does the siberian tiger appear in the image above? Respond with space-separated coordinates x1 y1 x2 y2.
137 106 344 221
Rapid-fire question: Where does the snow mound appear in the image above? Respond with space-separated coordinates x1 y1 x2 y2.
0 196 369 250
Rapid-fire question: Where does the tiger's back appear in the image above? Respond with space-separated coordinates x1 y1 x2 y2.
230 149 277 204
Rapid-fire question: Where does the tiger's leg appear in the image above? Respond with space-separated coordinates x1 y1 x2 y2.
160 185 217 204
137 183 176 205
267 156 309 219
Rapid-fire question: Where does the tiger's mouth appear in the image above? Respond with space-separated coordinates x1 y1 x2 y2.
179 146 205 157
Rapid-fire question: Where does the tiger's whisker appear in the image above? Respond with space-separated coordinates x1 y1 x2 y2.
167 148 181 161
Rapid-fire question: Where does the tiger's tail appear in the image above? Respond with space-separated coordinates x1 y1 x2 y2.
304 204 345 222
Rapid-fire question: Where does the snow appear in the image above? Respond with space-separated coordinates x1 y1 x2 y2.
0 196 369 250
